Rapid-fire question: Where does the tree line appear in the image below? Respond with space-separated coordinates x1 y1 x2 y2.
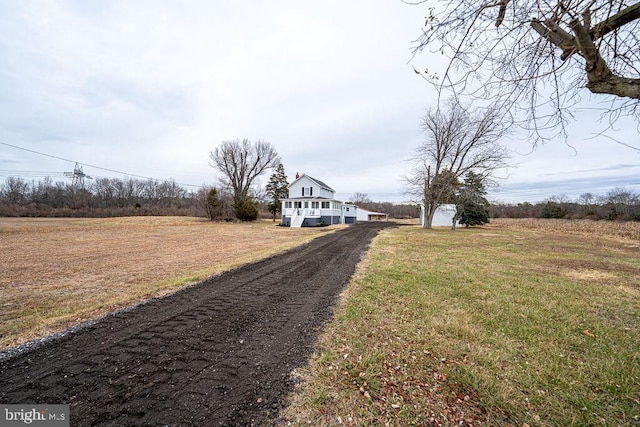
348 193 420 219
0 173 422 221
0 175 207 217
491 189 640 221
4 172 636 222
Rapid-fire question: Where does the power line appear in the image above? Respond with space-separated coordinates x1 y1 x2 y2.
0 169 66 177
0 141 204 188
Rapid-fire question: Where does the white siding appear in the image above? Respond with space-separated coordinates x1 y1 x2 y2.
356 208 388 221
421 204 456 227
288 176 335 199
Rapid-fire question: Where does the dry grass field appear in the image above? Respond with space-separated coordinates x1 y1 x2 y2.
0 216 337 351
490 217 640 241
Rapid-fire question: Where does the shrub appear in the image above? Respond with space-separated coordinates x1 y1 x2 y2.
234 199 259 221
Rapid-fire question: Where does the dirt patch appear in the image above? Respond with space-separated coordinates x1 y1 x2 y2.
0 222 396 426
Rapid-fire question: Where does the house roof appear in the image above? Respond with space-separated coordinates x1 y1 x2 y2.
286 196 333 200
357 207 388 216
289 174 335 192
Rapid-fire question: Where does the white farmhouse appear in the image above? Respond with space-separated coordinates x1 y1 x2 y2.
281 174 357 227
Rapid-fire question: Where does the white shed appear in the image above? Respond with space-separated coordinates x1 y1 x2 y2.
356 207 388 222
420 204 456 227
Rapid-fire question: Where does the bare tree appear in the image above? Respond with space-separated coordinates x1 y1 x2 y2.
210 139 281 216
577 192 596 206
349 192 372 205
410 0 640 141
404 101 510 228
577 192 596 215
606 186 638 218
0 177 30 204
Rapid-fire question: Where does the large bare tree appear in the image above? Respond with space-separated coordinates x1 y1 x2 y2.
410 0 640 141
210 139 280 216
405 101 510 228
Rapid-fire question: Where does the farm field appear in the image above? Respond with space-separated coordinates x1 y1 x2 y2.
282 219 640 426
0 216 336 351
1 221 391 425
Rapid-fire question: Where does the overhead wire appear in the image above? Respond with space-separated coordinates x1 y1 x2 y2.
0 169 66 177
0 141 204 188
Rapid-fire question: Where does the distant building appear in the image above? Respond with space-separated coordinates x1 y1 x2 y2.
281 174 357 227
420 204 456 227
356 207 388 222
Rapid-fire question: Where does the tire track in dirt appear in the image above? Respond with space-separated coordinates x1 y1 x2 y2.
0 222 396 426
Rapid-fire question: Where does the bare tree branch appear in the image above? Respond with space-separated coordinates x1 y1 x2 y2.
411 0 640 143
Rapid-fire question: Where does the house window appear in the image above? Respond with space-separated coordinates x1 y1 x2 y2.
285 202 292 208
304 201 309 208
301 187 314 196
321 201 330 209
311 201 319 209
294 201 302 208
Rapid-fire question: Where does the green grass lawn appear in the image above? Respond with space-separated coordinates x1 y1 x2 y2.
282 223 640 426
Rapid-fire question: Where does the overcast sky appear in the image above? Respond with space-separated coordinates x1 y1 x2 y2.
1 0 638 204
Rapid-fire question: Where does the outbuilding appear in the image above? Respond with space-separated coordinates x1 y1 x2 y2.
420 204 457 227
356 207 388 222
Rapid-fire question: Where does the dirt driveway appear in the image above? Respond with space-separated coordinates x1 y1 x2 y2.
0 221 395 426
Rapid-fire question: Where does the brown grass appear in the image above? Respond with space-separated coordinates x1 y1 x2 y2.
0 216 338 351
489 217 640 242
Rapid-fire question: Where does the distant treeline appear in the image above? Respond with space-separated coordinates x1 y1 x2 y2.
0 176 211 218
0 176 420 219
10 176 636 222
490 189 640 221
351 201 419 219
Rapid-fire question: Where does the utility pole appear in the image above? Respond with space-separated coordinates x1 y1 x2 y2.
64 163 92 189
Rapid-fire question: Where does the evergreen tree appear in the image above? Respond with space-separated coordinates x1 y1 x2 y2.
540 201 568 219
205 188 223 221
455 171 490 228
265 163 289 221
235 198 259 221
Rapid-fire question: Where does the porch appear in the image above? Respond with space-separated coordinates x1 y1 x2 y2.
281 206 343 227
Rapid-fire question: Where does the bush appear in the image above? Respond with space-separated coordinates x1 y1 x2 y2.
540 202 568 219
234 199 259 221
